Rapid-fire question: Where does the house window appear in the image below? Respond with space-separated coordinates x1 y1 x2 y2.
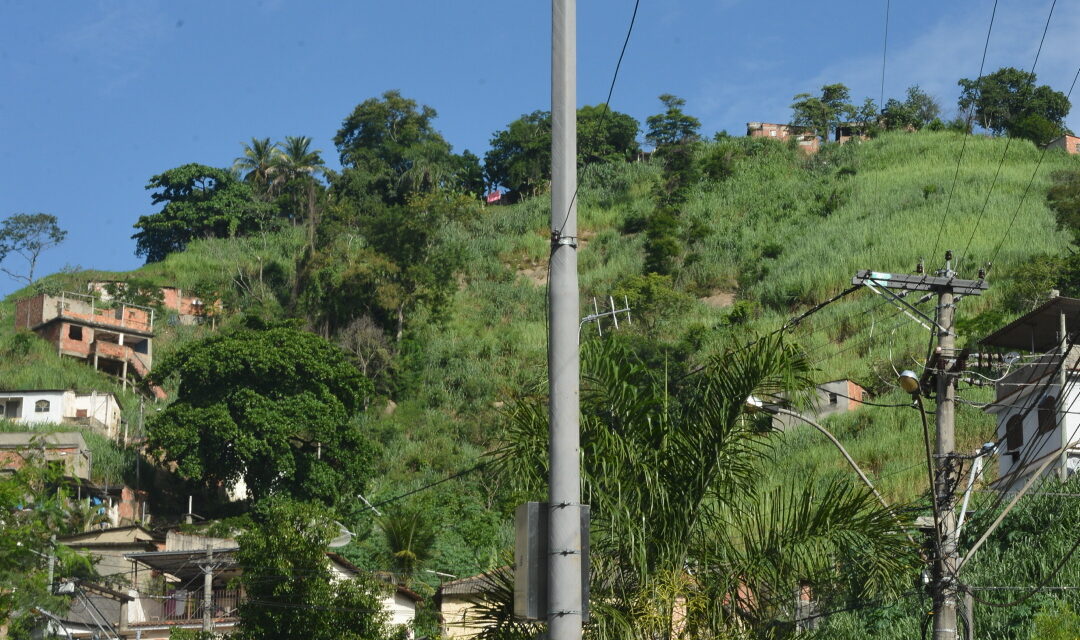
35 400 50 413
69 325 83 340
828 393 838 405
1038 396 1057 434
1006 414 1024 451
770 130 777 137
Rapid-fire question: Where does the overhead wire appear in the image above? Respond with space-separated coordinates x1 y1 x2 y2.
930 0 999 263
986 61 1080 269
957 0 1059 272
553 0 641 239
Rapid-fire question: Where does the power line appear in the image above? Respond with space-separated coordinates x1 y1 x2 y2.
964 535 1080 608
879 0 890 111
553 0 640 238
364 461 489 512
987 62 1080 269
930 0 998 263
958 0 1058 272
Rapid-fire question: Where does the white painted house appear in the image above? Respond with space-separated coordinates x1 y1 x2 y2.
0 389 122 439
982 296 1080 492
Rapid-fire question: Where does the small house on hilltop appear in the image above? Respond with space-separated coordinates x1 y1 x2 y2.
86 281 220 326
981 295 1080 492
746 122 820 153
1046 134 1080 155
14 291 165 398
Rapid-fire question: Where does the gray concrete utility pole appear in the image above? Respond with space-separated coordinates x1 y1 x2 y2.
548 1 583 640
934 280 958 640
202 546 214 634
851 255 988 640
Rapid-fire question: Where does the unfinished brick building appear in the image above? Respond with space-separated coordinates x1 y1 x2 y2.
15 292 165 398
746 122 820 153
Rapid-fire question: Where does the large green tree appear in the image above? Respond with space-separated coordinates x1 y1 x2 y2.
791 83 854 142
146 322 375 511
0 213 67 283
958 67 1071 140
131 164 275 263
483 106 640 200
301 191 475 340
236 499 396 640
1 459 93 638
644 94 701 148
333 90 479 206
492 337 918 638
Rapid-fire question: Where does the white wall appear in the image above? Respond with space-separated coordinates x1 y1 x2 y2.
996 380 1080 491
0 390 69 424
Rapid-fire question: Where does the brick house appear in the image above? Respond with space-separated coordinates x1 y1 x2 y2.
1046 134 1080 155
14 292 165 398
87 282 221 326
746 122 820 153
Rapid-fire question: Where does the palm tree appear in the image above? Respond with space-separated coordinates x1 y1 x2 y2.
275 136 327 233
376 504 437 583
489 336 920 639
233 137 282 199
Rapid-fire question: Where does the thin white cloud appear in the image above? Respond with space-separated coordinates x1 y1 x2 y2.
696 1 1080 134
53 1 171 94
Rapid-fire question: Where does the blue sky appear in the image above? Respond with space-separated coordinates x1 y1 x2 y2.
2 0 1078 298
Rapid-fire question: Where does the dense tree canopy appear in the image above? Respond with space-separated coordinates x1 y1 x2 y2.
958 67 1071 140
333 90 480 206
301 191 476 340
132 164 275 263
236 499 395 640
790 83 854 141
146 322 374 511
483 106 640 200
644 93 701 148
881 85 942 131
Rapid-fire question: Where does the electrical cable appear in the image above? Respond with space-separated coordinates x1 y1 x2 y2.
986 62 1080 270
957 0 1058 273
553 0 641 239
363 461 489 512
879 0 890 112
930 0 998 263
964 534 1080 608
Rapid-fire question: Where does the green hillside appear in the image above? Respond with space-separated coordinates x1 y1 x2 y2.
5 129 1079 595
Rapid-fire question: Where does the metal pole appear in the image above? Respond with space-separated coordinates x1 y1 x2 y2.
549 1 582 639
202 546 213 634
46 534 56 594
934 281 958 640
1059 308 1069 482
963 587 974 640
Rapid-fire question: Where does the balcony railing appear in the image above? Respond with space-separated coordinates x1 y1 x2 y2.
160 588 242 622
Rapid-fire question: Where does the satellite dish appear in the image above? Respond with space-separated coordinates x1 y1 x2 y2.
328 521 353 548
1003 352 1021 366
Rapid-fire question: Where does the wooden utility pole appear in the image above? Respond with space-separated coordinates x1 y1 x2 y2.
852 253 988 640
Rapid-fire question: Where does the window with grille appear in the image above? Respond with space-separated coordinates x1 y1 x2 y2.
1006 414 1024 451
35 400 50 413
1038 395 1057 434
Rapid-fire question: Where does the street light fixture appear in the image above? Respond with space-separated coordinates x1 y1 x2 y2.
899 370 921 395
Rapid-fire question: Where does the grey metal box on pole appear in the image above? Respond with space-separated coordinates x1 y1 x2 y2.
514 502 590 621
